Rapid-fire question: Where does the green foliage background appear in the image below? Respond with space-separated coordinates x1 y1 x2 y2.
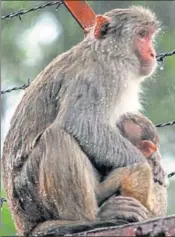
1 1 175 236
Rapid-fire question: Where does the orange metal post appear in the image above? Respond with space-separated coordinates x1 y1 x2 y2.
63 1 96 34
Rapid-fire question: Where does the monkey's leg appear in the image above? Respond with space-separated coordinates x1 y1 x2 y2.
31 195 149 236
12 124 99 235
39 124 99 221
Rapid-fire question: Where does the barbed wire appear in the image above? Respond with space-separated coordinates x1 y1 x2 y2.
1 79 30 95
1 1 62 20
2 1 175 62
156 49 175 62
2 0 175 60
1 2 175 229
1 81 175 128
1 2 175 129
0 198 7 208
156 120 175 128
168 172 175 179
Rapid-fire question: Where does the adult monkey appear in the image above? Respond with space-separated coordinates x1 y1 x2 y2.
2 5 161 236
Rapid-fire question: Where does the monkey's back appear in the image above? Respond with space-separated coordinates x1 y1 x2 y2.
2 42 84 174
2 47 78 233
2 38 101 234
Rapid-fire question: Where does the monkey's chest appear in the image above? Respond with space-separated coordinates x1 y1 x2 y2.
110 89 142 127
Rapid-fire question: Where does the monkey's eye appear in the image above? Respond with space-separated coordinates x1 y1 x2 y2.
138 29 147 38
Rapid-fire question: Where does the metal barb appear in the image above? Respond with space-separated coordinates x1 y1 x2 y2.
168 172 175 179
18 15 22 21
0 198 7 208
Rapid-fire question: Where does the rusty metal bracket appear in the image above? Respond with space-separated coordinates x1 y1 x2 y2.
62 0 96 34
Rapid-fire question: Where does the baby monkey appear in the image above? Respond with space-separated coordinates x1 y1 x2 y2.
98 113 168 218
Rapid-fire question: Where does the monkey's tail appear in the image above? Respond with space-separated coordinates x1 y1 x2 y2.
31 219 129 236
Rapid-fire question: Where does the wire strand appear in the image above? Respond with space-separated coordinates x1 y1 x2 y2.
1 1 62 20
156 50 175 62
1 79 30 94
156 120 175 127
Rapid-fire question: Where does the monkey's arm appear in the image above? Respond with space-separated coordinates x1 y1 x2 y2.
97 167 128 205
62 82 145 170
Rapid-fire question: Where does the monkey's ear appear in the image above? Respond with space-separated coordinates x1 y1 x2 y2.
94 15 111 39
140 140 157 158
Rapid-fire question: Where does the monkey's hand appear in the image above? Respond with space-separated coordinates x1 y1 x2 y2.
98 196 149 223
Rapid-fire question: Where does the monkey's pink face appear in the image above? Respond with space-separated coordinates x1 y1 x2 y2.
134 26 157 76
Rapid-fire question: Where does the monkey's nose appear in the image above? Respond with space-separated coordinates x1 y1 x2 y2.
150 52 155 58
149 48 156 58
